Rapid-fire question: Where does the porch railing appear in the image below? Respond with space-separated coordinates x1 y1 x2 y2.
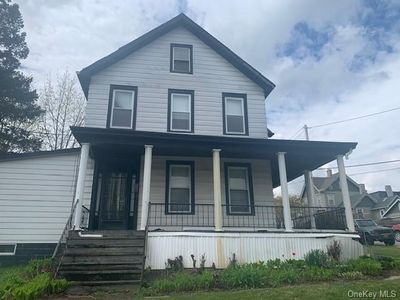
148 202 346 231
291 206 346 230
148 203 215 228
222 205 284 229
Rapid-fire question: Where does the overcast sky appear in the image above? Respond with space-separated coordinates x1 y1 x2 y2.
16 0 400 194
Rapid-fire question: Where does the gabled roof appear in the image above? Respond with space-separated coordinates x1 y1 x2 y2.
336 193 377 208
300 173 360 198
382 197 400 217
77 13 275 99
371 195 400 210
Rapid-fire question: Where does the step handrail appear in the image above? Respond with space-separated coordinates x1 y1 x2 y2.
52 199 81 278
140 201 151 284
52 199 79 259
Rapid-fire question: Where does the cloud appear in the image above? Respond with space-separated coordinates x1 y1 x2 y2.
15 0 400 194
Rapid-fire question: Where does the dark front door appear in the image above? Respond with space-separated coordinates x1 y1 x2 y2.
94 161 137 230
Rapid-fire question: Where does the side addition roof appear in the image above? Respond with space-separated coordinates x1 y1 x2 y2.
77 13 275 99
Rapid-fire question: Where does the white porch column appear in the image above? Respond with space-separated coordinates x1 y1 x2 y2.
304 170 316 229
277 152 293 231
337 155 355 232
140 145 153 230
212 149 223 231
73 143 90 229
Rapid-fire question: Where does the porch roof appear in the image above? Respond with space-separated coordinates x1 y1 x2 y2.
71 126 357 188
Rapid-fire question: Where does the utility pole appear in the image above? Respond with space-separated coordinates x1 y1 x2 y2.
303 124 309 141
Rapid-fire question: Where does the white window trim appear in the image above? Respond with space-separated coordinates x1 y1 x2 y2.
172 46 191 73
110 89 135 129
168 164 192 213
170 93 192 132
227 166 251 214
224 97 246 134
0 244 17 256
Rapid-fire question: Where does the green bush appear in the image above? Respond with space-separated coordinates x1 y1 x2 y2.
148 272 215 295
273 268 300 285
218 264 268 288
348 257 382 276
144 252 395 296
304 249 329 268
0 259 68 300
301 267 334 282
374 256 397 271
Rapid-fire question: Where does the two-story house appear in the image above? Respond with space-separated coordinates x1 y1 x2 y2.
0 14 363 283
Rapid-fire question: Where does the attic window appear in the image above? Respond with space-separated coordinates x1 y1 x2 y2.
170 44 192 74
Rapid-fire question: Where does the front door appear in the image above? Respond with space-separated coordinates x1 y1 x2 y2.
94 161 137 230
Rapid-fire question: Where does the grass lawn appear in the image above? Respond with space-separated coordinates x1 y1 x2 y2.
138 279 400 300
368 245 400 259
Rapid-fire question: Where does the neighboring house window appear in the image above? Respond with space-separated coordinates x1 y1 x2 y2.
222 93 248 135
327 194 335 206
108 85 137 129
380 209 385 217
168 89 194 132
356 208 363 215
315 194 322 206
225 163 254 215
166 161 194 214
170 44 193 74
0 244 17 256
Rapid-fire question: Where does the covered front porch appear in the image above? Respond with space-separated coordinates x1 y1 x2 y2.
71 126 358 234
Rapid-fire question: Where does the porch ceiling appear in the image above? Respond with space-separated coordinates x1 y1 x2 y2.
71 126 357 188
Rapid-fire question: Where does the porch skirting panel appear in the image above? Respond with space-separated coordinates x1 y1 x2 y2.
146 232 363 269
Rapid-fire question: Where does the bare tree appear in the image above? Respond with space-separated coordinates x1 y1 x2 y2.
37 71 85 150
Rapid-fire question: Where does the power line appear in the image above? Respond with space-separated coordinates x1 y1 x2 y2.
349 167 400 176
289 127 304 139
308 106 400 129
318 159 400 169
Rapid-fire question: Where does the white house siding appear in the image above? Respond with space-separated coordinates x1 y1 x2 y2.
85 27 268 138
0 151 94 244
137 155 274 230
146 232 364 269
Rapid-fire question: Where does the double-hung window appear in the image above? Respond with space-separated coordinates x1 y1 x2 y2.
327 194 335 206
223 93 248 135
108 85 137 129
168 89 194 132
166 161 194 214
225 163 254 215
170 44 193 74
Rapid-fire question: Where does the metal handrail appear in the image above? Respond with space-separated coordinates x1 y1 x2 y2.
52 199 90 277
52 199 79 259
141 201 151 284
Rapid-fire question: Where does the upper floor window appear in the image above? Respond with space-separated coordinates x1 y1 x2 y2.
108 85 137 129
327 194 335 206
168 89 194 133
225 163 254 215
170 44 193 74
166 161 195 214
222 93 248 135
